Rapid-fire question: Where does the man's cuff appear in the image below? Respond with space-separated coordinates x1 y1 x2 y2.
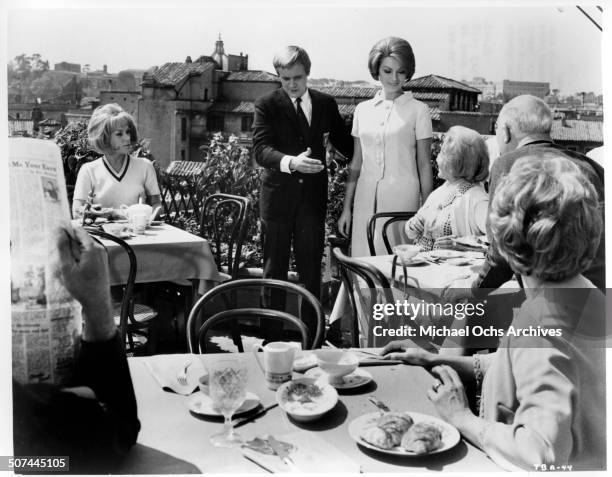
280 155 293 173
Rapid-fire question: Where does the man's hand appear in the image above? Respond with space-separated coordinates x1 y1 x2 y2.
55 224 115 341
289 148 324 174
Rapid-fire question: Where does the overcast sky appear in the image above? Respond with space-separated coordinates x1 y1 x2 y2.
4 0 606 96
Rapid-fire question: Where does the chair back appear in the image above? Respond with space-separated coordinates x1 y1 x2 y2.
186 278 324 353
88 230 136 345
196 308 309 353
367 211 416 256
160 160 207 225
332 247 395 347
200 193 250 280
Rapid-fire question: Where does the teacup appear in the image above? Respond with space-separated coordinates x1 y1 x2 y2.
253 342 301 390
393 244 421 265
314 349 359 384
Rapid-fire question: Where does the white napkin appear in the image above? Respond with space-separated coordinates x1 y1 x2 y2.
242 432 360 473
143 354 207 395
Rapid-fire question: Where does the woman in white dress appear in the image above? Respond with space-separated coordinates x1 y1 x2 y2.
72 104 160 217
338 37 433 257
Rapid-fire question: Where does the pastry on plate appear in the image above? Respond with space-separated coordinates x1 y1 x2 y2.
400 422 442 454
361 412 414 449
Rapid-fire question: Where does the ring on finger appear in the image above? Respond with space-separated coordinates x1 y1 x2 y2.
432 380 442 392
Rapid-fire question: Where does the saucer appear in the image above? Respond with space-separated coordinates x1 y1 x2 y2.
399 256 428 266
188 391 259 416
305 367 373 389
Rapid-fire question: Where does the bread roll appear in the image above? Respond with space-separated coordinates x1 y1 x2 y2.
401 422 443 454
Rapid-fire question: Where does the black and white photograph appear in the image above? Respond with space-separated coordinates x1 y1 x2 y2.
1 0 609 474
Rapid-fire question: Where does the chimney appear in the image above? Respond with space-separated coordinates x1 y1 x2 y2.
103 64 107 74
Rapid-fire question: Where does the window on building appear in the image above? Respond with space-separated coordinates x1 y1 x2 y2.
241 115 253 132
181 117 187 141
208 114 224 132
204 88 209 101
16 113 20 119
180 149 185 161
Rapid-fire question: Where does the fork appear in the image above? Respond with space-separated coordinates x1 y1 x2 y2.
177 361 193 386
369 395 392 413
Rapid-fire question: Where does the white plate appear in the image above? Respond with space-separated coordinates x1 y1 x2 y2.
348 411 460 456
425 249 465 259
276 378 338 422
187 391 260 416
398 256 428 266
305 367 373 389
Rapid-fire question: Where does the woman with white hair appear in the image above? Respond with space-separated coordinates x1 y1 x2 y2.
383 155 605 470
404 125 489 250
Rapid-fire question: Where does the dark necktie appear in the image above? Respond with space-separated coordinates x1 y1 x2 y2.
295 97 310 142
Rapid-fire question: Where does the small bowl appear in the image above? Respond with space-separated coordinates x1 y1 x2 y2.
314 349 359 384
276 377 338 422
393 244 421 265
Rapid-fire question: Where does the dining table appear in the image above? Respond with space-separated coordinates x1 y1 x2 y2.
119 351 503 474
80 221 222 289
331 251 522 349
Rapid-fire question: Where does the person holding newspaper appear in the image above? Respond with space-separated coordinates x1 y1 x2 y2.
13 224 140 473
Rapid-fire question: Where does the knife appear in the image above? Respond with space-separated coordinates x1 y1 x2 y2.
268 435 300 472
232 403 278 428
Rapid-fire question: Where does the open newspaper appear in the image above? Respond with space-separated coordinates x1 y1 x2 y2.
10 138 82 385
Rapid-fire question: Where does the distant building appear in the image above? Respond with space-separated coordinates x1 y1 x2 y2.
123 36 279 167
464 77 497 100
405 75 481 113
502 80 549 101
54 62 81 73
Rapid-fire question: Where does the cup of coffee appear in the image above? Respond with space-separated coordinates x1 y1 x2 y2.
253 342 300 390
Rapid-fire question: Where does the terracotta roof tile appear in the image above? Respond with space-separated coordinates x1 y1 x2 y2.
223 70 280 82
551 119 603 143
209 101 255 113
152 62 214 87
406 74 481 93
316 86 379 98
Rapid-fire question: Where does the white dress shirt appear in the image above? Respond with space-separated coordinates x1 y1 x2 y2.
281 90 312 173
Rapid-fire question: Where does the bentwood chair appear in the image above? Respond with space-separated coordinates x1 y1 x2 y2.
333 247 394 347
186 279 324 353
367 211 416 256
160 160 207 225
200 193 250 280
89 230 158 355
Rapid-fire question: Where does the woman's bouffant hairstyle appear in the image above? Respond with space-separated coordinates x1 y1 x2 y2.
273 45 311 75
437 126 489 183
87 103 138 155
489 154 601 282
368 37 415 81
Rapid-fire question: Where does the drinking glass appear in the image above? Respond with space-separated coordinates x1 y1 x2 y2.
208 358 248 447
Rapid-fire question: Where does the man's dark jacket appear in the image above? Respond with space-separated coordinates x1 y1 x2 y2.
473 139 605 295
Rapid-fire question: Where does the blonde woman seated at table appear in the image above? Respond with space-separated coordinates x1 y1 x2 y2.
382 155 605 471
404 126 489 251
72 103 161 218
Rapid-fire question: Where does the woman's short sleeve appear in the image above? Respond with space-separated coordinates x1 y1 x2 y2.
143 161 160 196
73 163 93 202
415 102 433 141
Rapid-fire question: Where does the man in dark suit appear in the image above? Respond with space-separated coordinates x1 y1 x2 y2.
253 45 353 339
444 94 604 304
